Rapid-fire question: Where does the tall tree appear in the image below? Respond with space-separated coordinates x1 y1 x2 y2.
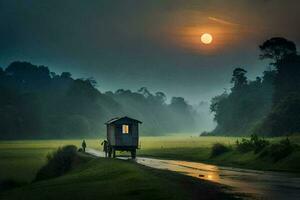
259 37 297 65
0 62 200 138
231 68 248 91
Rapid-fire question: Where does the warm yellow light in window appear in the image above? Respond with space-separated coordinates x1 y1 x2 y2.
122 125 129 134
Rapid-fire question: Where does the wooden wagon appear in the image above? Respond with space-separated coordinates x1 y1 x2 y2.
105 116 142 158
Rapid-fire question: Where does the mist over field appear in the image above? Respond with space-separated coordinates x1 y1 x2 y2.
0 1 300 139
0 61 216 139
1 2 300 200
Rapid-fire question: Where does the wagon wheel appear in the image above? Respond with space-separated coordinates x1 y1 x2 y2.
131 149 136 159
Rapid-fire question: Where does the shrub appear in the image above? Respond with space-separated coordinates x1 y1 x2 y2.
34 145 78 181
211 143 230 157
236 134 269 154
200 131 214 136
260 137 294 162
250 134 270 153
236 138 253 153
0 179 24 192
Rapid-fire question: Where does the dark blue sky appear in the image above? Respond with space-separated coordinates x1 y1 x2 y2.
1 0 299 103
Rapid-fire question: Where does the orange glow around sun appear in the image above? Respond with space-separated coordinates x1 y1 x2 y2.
160 11 245 54
173 26 223 53
168 24 243 54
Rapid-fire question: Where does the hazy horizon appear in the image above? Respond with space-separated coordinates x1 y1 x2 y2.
1 0 300 104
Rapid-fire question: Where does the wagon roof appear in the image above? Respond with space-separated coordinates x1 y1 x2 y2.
105 116 142 124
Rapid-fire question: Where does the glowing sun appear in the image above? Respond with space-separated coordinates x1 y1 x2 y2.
201 33 213 44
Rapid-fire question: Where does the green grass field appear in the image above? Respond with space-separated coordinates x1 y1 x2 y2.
0 150 234 200
138 136 300 172
0 140 83 183
0 136 241 182
0 135 299 184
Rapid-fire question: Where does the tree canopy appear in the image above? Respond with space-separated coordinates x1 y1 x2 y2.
0 61 199 139
259 37 297 64
209 37 300 136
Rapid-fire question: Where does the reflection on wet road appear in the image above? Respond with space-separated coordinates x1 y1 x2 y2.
86 148 300 200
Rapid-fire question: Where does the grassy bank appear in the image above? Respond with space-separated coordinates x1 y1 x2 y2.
0 136 299 185
138 136 300 172
0 151 235 200
0 140 83 182
0 137 238 182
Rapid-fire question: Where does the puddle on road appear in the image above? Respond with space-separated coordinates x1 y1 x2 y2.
135 157 300 200
136 158 221 182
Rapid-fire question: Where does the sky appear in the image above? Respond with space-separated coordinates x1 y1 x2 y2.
1 0 300 104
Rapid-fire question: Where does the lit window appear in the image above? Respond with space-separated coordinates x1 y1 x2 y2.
122 125 129 134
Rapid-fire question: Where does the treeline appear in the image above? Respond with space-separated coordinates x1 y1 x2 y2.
0 61 197 139
209 37 300 136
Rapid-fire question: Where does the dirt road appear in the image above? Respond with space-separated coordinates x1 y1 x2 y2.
86 148 300 200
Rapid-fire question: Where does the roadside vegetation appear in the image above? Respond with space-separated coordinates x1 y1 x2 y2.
0 136 299 189
138 135 300 172
0 144 236 200
209 135 298 166
34 145 91 181
210 143 231 157
0 140 83 183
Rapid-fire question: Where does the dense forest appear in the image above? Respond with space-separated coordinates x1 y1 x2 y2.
2 37 299 138
209 37 300 136
0 62 200 139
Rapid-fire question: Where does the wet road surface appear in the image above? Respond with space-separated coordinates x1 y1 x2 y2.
86 148 300 200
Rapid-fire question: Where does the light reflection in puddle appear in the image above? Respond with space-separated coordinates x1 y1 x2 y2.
152 159 221 183
135 157 300 200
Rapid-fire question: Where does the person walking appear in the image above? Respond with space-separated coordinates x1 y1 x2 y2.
101 140 108 157
82 140 87 152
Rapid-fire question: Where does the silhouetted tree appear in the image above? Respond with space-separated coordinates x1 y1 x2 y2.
210 67 273 135
259 37 297 64
257 94 300 136
0 62 199 138
210 37 300 136
155 92 167 105
0 67 4 75
61 72 72 79
138 87 151 98
231 68 248 91
257 39 300 135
